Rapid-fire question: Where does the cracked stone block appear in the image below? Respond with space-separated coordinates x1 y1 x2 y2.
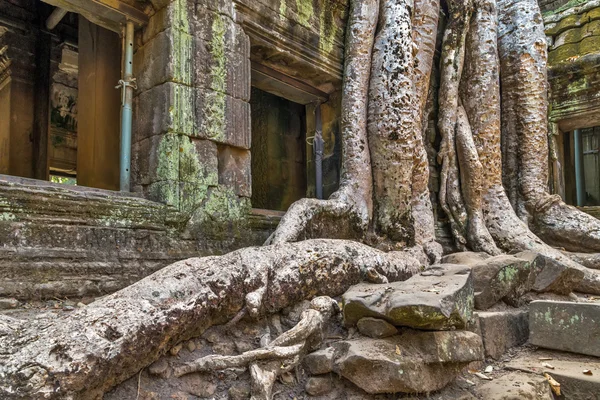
333 330 483 394
342 264 474 330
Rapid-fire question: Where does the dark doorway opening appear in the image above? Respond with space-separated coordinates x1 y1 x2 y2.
563 126 600 207
250 87 307 211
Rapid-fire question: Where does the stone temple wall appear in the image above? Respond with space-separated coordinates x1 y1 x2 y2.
0 0 347 300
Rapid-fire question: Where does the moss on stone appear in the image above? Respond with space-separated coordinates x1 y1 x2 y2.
295 0 314 28
318 0 337 55
199 13 227 142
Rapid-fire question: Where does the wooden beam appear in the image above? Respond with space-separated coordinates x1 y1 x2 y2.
40 0 148 33
46 7 68 30
251 62 329 105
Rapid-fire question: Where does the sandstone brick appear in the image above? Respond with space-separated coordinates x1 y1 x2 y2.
192 16 250 101
476 310 529 360
179 136 218 184
134 82 196 141
529 300 600 357
132 134 179 186
217 145 251 197
134 28 193 92
143 0 196 44
195 89 251 148
146 180 179 208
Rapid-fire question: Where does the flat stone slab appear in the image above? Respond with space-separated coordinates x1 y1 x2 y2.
333 330 483 394
506 352 600 400
476 310 529 360
473 371 553 400
529 300 600 357
342 264 473 330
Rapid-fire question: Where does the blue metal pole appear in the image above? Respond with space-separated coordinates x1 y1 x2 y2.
119 21 135 191
574 129 585 206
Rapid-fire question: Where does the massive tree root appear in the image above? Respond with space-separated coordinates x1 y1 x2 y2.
267 0 378 245
497 0 600 253
0 239 420 399
174 296 337 400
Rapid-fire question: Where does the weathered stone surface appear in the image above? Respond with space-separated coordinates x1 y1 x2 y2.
305 376 333 396
195 88 251 149
0 298 19 309
470 255 534 310
134 28 192 93
333 330 484 394
342 264 474 330
506 353 600 400
517 252 584 295
476 310 529 359
474 372 553 399
441 251 490 265
304 347 335 375
356 317 398 338
529 300 600 357
134 82 196 142
217 145 251 198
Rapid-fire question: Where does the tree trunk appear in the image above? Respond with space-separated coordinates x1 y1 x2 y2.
267 0 379 244
497 0 600 253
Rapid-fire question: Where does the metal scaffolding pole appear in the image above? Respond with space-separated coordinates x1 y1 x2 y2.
117 20 136 191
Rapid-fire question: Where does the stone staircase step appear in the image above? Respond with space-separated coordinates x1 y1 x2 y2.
529 300 600 357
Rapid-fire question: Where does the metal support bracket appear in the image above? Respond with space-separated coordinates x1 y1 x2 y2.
115 77 137 105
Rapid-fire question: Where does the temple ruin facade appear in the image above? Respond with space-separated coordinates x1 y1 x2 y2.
0 0 598 299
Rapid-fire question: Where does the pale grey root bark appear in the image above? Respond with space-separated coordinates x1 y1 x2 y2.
0 239 421 399
497 0 600 253
267 0 378 244
453 0 600 295
412 0 443 262
437 0 472 250
174 296 336 400
367 0 440 261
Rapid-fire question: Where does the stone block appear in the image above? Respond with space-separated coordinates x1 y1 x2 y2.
342 264 474 330
517 252 584 295
474 372 553 400
134 28 193 93
192 18 250 101
506 356 600 399
179 136 218 184
476 310 529 360
471 255 535 310
146 180 179 208
195 89 251 148
134 82 195 141
143 0 196 44
333 330 484 394
195 0 234 18
132 134 180 186
217 145 251 197
356 317 398 338
529 300 600 357
304 347 335 375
